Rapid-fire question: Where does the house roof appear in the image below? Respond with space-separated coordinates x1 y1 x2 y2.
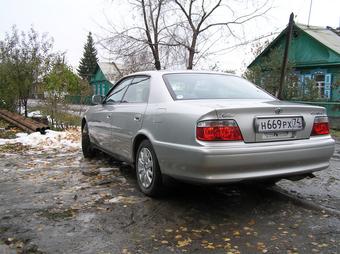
248 23 340 68
97 62 122 83
296 23 340 55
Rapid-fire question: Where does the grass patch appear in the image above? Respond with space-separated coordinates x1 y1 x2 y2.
0 143 29 153
331 129 340 138
0 129 19 139
0 119 9 129
0 119 22 139
29 105 81 130
40 208 77 221
0 226 9 234
52 112 81 130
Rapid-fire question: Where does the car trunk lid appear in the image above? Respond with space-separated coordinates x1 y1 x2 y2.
182 99 326 143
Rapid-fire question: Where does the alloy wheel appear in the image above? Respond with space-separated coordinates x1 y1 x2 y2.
137 147 154 188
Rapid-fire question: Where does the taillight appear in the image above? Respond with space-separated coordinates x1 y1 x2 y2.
196 120 243 141
311 116 330 136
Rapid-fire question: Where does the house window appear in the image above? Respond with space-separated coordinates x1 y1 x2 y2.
300 71 331 99
314 73 325 97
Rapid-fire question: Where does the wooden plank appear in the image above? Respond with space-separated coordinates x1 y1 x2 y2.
0 109 49 134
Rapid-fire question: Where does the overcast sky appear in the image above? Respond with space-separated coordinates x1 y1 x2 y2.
1 0 339 73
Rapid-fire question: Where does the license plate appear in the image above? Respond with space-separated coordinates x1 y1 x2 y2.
262 131 293 139
256 117 303 133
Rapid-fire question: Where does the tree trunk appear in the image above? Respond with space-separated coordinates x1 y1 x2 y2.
187 51 194 70
18 100 21 115
23 99 28 117
154 46 161 70
152 44 161 70
187 33 198 70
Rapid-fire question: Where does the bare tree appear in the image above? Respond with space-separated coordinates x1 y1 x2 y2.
100 0 272 71
99 0 170 70
170 0 272 69
120 48 155 74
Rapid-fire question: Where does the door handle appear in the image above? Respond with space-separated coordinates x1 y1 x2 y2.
134 114 142 121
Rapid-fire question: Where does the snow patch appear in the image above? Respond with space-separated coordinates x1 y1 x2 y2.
107 195 145 204
27 110 43 118
0 129 80 151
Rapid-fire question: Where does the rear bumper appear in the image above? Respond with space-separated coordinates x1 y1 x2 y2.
153 136 335 183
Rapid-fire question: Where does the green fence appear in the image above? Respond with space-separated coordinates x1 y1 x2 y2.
65 95 92 105
294 101 340 129
293 101 340 117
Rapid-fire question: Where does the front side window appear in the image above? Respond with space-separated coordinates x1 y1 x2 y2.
122 76 150 103
163 73 274 100
105 78 132 103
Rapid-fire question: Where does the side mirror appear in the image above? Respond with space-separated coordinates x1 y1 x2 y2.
92 95 104 105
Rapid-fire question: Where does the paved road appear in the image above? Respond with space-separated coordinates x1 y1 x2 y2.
0 141 339 253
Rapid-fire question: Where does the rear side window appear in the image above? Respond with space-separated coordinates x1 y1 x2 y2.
163 73 274 100
122 76 150 103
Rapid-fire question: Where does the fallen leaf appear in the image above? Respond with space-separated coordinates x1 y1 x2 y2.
233 231 240 237
177 238 192 248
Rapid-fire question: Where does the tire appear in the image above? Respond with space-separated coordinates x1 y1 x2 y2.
135 140 163 197
82 123 95 158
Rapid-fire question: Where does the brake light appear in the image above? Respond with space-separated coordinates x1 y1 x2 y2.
196 120 243 141
311 116 330 136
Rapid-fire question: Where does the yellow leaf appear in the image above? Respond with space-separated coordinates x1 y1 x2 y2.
176 238 192 248
191 229 202 233
233 231 240 237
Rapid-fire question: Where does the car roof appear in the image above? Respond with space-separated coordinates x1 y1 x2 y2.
126 70 238 78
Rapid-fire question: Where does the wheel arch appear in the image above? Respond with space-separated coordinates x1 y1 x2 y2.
133 134 149 163
133 132 155 164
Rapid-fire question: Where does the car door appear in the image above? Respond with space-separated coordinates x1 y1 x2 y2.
90 77 133 152
110 75 150 161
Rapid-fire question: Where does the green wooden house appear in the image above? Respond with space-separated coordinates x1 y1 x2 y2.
248 23 340 101
90 62 122 96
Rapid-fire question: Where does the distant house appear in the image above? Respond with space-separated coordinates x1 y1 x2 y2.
90 62 122 96
248 23 340 101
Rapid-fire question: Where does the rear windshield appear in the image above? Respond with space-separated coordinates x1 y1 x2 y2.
163 73 274 100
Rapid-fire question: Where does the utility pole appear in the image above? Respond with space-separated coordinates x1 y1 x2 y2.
277 13 294 100
307 0 313 27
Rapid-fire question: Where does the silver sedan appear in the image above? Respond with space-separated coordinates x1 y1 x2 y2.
82 71 335 196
